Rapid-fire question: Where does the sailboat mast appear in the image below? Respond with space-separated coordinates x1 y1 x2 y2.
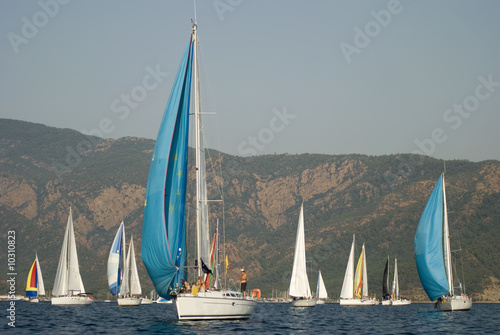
192 23 202 278
442 174 454 295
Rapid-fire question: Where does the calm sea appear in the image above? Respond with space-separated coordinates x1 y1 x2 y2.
2 301 498 334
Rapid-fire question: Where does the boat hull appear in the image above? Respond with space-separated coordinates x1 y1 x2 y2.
117 297 141 306
340 298 378 306
291 298 316 307
175 290 256 320
381 299 392 306
315 299 326 305
392 299 411 306
140 298 154 304
51 296 93 305
438 295 472 311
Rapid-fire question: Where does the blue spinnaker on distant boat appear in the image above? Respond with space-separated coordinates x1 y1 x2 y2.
141 35 193 300
107 221 124 296
414 175 449 301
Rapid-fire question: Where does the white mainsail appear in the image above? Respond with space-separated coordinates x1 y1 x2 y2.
316 270 328 299
362 244 369 297
340 235 355 299
289 204 312 298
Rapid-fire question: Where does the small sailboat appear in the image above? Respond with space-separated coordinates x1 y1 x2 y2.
315 270 328 304
339 235 377 306
141 22 256 320
108 221 142 306
26 254 45 303
415 173 472 311
391 258 411 306
51 207 93 305
289 204 316 307
381 255 391 305
118 235 142 306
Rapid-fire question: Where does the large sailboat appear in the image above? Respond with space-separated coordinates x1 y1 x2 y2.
289 204 316 307
141 22 256 320
415 173 472 311
52 207 93 305
339 235 377 306
391 258 411 306
315 270 328 304
26 253 45 303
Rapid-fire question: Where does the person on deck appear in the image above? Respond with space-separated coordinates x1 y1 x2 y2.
237 268 247 299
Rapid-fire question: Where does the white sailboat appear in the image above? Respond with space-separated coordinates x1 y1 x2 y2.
391 258 411 306
26 253 45 303
415 173 472 311
339 234 377 306
289 204 316 307
118 236 142 306
141 22 256 320
315 270 328 304
52 207 93 305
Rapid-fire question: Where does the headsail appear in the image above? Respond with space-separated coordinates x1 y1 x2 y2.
316 270 328 299
414 175 449 301
107 221 124 295
141 34 194 299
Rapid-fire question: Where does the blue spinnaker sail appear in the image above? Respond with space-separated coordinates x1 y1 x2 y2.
107 222 124 295
414 175 449 301
141 35 193 300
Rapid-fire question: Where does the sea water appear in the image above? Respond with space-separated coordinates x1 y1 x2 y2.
2 301 498 334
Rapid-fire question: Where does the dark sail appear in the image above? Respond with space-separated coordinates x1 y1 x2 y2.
383 257 390 298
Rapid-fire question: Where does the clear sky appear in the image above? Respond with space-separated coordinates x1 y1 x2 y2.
1 0 499 161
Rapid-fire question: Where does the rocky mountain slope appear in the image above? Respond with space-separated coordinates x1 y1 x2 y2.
1 118 499 301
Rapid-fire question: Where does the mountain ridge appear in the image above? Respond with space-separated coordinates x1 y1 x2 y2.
1 118 499 302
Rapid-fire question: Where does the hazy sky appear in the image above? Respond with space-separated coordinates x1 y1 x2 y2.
1 0 499 161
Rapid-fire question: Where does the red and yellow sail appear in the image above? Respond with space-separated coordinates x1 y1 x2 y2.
26 259 38 297
354 248 364 298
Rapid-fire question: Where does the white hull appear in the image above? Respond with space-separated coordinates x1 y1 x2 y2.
117 297 141 306
315 299 326 305
381 299 392 306
392 299 411 306
175 290 256 320
140 298 154 304
340 298 378 306
29 298 40 303
291 298 316 307
438 295 472 311
51 296 93 305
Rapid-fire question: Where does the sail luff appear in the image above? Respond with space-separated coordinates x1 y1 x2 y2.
442 174 454 296
394 258 399 300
